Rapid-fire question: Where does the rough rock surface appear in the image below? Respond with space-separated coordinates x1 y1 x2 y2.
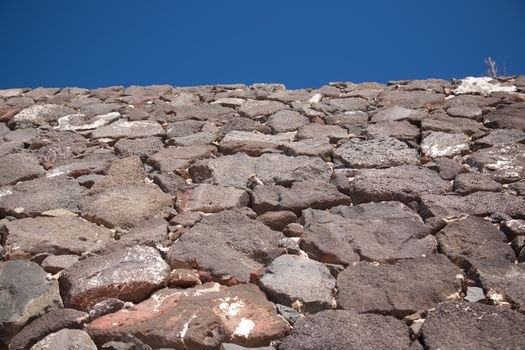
2 77 525 349
30 329 97 350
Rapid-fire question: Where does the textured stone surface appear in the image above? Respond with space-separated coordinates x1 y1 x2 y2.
420 132 470 158
0 153 45 186
0 261 63 344
91 120 165 139
279 310 412 350
86 283 290 349
259 254 336 312
60 246 170 310
219 131 295 156
179 184 250 213
467 143 525 183
336 254 461 317
30 329 97 350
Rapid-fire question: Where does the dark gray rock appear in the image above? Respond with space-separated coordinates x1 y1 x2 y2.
266 110 309 133
421 113 487 135
477 263 525 311
114 137 164 160
484 102 525 130
279 138 333 161
112 217 169 248
434 157 466 180
336 254 462 317
147 145 217 172
501 219 525 241
252 181 351 215
60 245 170 311
259 254 336 312
279 310 412 350
350 165 452 204
0 153 45 186
9 308 88 350
256 211 297 231
453 172 503 194
420 301 525 350
300 202 436 265
41 254 80 274
365 120 420 142
447 105 483 120
166 120 204 137
474 128 525 147
421 132 470 158
325 111 369 128
30 329 97 350
333 137 419 169
168 210 284 284
189 153 330 189
467 143 525 183
0 261 63 344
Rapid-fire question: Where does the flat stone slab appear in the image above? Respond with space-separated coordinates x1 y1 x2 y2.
370 105 427 123
251 181 351 215
419 192 525 220
336 254 462 317
60 245 170 311
365 120 420 142
168 210 284 284
55 112 120 132
477 263 525 312
300 202 436 265
30 329 97 350
189 153 330 189
467 143 525 183
420 301 525 350
421 113 486 135
11 104 76 128
421 132 470 158
279 138 333 161
219 131 295 156
5 216 113 259
238 99 287 119
259 254 336 313
178 184 250 213
296 124 348 143
474 128 525 147
0 177 84 217
147 145 217 172
266 110 309 133
378 90 445 109
484 102 525 130
333 137 419 169
453 172 503 195
86 283 290 349
350 165 453 204
91 120 165 139
279 310 412 350
0 153 44 186
0 261 62 344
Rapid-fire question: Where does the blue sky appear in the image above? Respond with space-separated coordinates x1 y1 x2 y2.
1 0 524 89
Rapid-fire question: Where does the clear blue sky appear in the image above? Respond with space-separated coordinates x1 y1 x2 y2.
1 0 524 89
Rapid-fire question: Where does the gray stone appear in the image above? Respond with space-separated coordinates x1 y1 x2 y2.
55 112 120 131
467 143 525 183
0 261 63 344
0 177 85 218
115 217 168 248
325 111 369 128
434 157 466 180
189 153 330 189
266 110 309 133
9 308 88 350
296 124 348 143
447 105 483 120
259 254 335 313
377 91 445 109
91 120 165 139
421 132 470 158
60 245 170 311
172 104 234 123
30 329 97 350
88 298 126 320
336 254 462 317
333 137 419 169
484 102 525 130
256 211 297 231
474 128 525 147
147 145 217 172
0 153 44 186
168 130 218 146
41 254 80 274
114 137 164 160
421 113 486 135
46 152 117 179
5 216 113 259
419 192 525 220
324 97 368 112
370 105 427 123
350 165 452 204
501 219 525 241
300 202 436 265
166 120 204 137
168 210 284 284
252 181 351 215
10 104 76 128
178 184 249 213
464 286 486 303
420 301 525 350
366 120 420 142
279 310 412 350
238 99 287 119
477 263 525 312
279 137 333 161
219 131 295 156
221 343 274 350
453 172 503 194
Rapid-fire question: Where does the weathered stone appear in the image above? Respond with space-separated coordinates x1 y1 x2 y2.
252 181 351 215
88 299 126 320
169 130 218 146
325 111 369 128
9 308 88 350
0 153 44 186
453 172 503 194
300 202 436 265
178 184 249 213
324 97 368 112
91 120 165 139
333 137 419 169
46 153 117 179
447 105 483 120
114 137 164 160
279 310 412 350
467 143 525 183
147 145 217 172
10 104 76 128
336 254 461 317
370 105 427 123
166 120 204 137
168 210 284 284
268 89 314 103
350 165 452 204
436 216 516 272
279 138 333 161
419 192 525 220
172 104 234 123
378 91 445 109
86 283 290 349
501 219 525 241
219 131 295 156
296 124 348 143
453 77 517 95
366 120 420 142
434 157 466 180
256 211 297 231
5 216 113 258
30 329 97 350
259 254 335 312
509 179 525 195
0 261 63 344
238 100 287 119
444 94 501 108
420 301 525 350
60 245 170 311
474 128 525 147
189 153 330 189
55 112 120 131
484 102 525 130
421 132 470 158
421 113 486 135
0 177 84 217
114 217 169 248
477 263 525 311
41 254 80 273
266 110 309 133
